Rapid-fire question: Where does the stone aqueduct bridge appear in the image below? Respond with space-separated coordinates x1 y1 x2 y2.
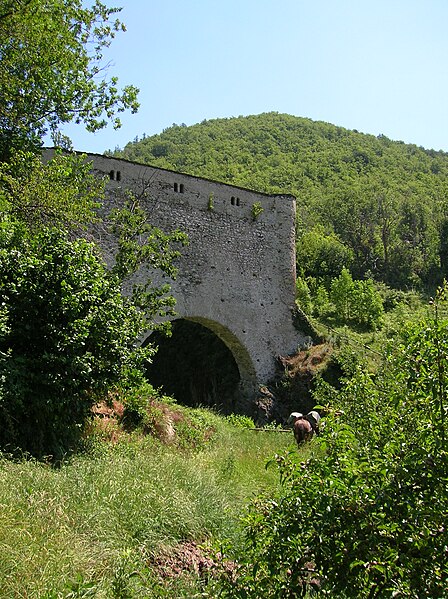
82 153 304 406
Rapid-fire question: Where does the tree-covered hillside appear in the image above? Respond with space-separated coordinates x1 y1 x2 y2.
112 112 448 289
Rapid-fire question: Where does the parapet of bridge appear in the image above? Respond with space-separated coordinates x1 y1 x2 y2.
54 151 305 403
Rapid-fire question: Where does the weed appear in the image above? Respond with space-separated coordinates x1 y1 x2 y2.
224 413 255 429
251 201 264 220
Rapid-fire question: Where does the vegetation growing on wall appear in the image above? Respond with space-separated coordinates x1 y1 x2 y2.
251 201 264 220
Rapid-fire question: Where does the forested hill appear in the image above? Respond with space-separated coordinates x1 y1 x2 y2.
111 112 448 289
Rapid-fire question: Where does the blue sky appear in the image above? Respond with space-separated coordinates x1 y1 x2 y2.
61 0 448 154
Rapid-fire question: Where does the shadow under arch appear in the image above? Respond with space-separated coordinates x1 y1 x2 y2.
144 317 257 414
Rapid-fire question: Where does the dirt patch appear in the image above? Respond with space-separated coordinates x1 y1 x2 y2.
280 343 332 378
92 399 124 420
274 343 335 418
148 541 319 593
148 540 234 581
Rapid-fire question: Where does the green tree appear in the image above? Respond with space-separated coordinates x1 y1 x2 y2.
329 269 383 329
296 225 354 281
351 278 384 329
330 267 354 321
0 150 103 231
313 284 332 317
0 177 187 460
0 1 191 462
0 226 151 459
322 183 380 278
0 0 139 158
439 219 448 279
391 195 440 288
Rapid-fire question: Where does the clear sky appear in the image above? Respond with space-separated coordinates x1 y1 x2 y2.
60 0 448 154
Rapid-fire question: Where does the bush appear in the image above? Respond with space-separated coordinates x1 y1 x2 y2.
330 268 384 329
295 276 312 314
218 290 448 597
313 284 332 317
120 381 161 429
225 414 255 429
0 227 151 460
296 225 354 282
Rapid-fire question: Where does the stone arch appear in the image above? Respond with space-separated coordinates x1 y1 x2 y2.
42 150 303 405
144 316 257 414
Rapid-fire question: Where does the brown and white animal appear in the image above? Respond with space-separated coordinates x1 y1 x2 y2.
289 411 321 446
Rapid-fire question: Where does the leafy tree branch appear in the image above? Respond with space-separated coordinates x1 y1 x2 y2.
0 0 139 158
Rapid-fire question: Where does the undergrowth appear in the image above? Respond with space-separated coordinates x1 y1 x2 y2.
0 402 297 598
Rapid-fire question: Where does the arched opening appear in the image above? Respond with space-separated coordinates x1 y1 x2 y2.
144 319 243 413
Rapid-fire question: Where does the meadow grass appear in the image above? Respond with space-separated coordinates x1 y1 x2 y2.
0 413 298 598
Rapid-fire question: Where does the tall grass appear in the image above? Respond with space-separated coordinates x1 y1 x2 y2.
0 413 296 597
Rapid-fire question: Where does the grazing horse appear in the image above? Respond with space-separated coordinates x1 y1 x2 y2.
289 411 321 446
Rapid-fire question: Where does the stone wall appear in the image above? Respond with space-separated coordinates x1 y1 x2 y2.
48 151 304 400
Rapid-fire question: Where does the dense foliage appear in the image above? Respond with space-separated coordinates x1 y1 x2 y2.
0 163 186 458
113 113 448 289
0 1 189 459
0 150 103 231
0 226 152 459
297 267 384 329
218 290 448 598
0 0 139 158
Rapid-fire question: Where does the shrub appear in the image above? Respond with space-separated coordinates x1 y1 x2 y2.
295 276 312 314
351 278 384 329
218 290 448 597
313 284 332 317
120 381 161 429
0 227 151 460
296 225 354 281
251 202 264 220
330 267 355 321
225 414 255 429
330 268 384 329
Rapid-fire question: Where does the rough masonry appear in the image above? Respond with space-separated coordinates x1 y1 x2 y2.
51 151 305 406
